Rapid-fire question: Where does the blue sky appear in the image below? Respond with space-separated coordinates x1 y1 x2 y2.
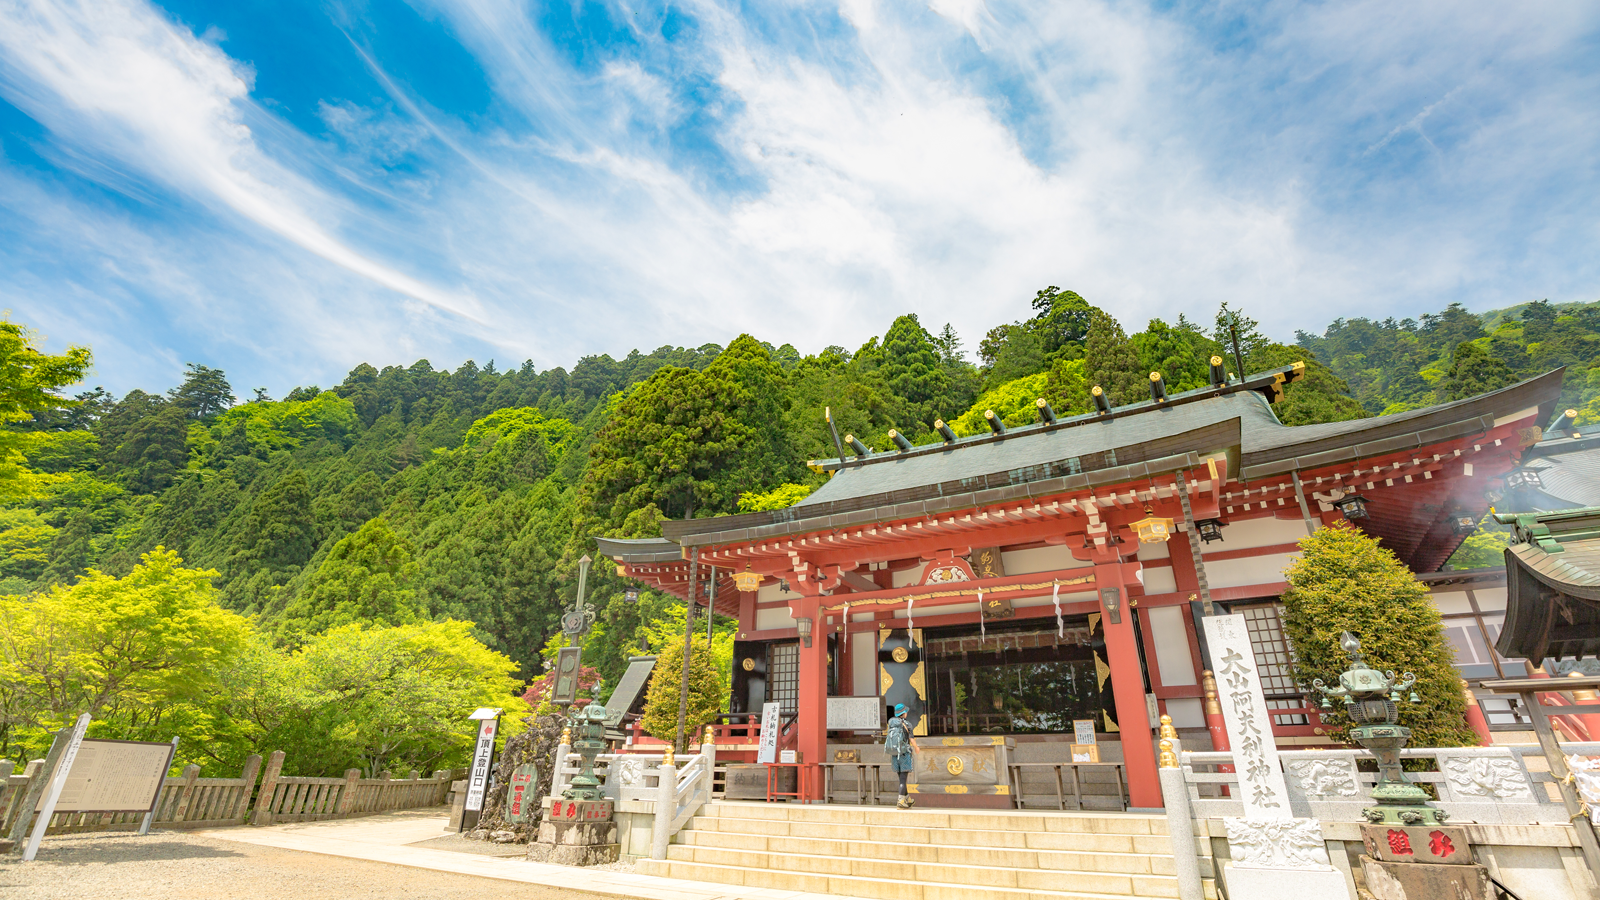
2 0 1597 397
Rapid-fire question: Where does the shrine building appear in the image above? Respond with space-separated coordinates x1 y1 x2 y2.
599 364 1566 810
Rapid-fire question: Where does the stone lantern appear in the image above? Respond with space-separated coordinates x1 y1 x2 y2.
1311 632 1442 826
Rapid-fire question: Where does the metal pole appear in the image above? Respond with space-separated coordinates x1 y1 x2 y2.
705 566 716 644
676 547 700 753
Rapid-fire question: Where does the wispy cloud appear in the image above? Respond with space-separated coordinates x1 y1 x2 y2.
0 0 1596 395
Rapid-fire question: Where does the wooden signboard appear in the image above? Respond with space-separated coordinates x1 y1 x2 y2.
37 738 175 814
756 701 780 764
1072 719 1097 745
551 646 584 706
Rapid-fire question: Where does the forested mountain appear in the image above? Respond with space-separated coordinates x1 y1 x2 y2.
10 291 1600 700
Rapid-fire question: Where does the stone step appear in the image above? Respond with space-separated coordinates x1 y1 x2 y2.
663 843 1185 897
700 801 1168 835
673 828 1201 877
680 813 1177 855
636 857 1215 900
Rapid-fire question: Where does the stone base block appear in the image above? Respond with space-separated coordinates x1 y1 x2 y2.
535 820 618 846
526 841 620 866
1225 862 1348 900
1361 855 1491 900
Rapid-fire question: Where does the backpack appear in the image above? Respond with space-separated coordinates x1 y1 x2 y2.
884 717 910 757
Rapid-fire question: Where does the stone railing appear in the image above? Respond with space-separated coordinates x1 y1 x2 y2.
0 748 461 850
1181 744 1589 825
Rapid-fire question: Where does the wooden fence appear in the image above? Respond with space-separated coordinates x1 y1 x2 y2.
0 748 461 849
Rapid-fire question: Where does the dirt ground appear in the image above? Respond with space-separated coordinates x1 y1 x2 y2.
0 830 612 900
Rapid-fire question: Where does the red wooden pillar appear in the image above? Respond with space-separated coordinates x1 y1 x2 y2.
794 596 828 799
1096 562 1163 809
1462 681 1494 746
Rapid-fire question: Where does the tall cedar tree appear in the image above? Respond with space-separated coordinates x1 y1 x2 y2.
878 314 953 431
1280 523 1475 748
1029 286 1095 358
168 363 236 418
1437 341 1518 403
1084 311 1146 406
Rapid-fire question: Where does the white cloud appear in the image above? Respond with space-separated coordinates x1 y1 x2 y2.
1 0 1597 395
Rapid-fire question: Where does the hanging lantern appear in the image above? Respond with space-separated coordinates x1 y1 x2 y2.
732 567 763 593
1131 508 1174 543
1451 514 1478 536
1333 494 1370 520
624 589 639 604
1506 469 1542 489
1196 518 1225 544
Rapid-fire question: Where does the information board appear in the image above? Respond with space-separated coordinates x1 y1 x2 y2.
1072 719 1097 745
826 696 881 731
37 738 175 814
756 701 780 764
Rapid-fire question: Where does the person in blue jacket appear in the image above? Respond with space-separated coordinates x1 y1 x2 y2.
885 703 917 809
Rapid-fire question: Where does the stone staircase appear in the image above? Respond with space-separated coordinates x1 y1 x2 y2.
636 801 1216 900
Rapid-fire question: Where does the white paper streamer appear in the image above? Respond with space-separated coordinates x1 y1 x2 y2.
979 590 986 640
1052 581 1064 638
906 595 913 632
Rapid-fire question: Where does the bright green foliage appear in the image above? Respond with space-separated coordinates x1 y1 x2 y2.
1280 523 1476 748
0 548 251 759
950 373 1049 436
1028 287 1095 360
981 323 1045 389
1444 525 1512 570
738 483 814 512
0 320 93 503
269 621 526 776
1085 310 1147 406
280 517 422 639
1133 316 1218 392
228 469 317 611
1043 358 1090 416
1248 345 1368 426
640 631 730 745
1436 341 1518 402
193 391 358 464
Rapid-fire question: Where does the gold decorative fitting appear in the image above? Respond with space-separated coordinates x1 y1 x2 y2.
945 756 965 776
705 725 716 743
741 657 756 671
560 727 572 745
615 565 627 577
732 567 763 592
662 746 675 767
892 646 910 663
1159 714 1178 741
1149 371 1162 382
1159 739 1178 769
1210 355 1223 366
1090 385 1104 396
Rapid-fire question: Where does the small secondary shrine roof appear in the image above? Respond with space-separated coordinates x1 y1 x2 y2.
1493 505 1600 661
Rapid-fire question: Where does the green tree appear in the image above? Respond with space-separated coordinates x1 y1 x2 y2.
1028 286 1095 359
950 373 1049 436
1043 358 1090 416
738 483 814 512
107 403 189 493
879 314 955 431
1084 310 1147 406
281 517 422 639
228 469 317 610
1249 345 1367 426
983 323 1045 389
1213 302 1269 377
0 548 251 759
0 319 93 503
1133 316 1217 392
640 632 728 745
1435 341 1518 402
1280 523 1475 748
168 363 236 419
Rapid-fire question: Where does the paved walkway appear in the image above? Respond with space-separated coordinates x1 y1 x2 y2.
194 811 871 900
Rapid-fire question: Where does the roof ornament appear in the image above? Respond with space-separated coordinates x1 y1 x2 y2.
1149 372 1167 404
1208 356 1227 388
888 429 912 452
1091 385 1111 415
843 434 870 457
934 419 957 443
984 409 1006 435
1036 398 1057 425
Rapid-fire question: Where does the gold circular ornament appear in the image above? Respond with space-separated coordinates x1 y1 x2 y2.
945 756 965 776
891 646 909 663
741 658 755 672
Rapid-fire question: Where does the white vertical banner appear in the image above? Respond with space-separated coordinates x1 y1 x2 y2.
463 717 499 813
25 713 91 861
1201 614 1291 818
756 701 781 764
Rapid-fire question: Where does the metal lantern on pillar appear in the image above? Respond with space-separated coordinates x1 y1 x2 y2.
623 588 639 604
1196 518 1225 544
1131 508 1175 543
796 616 814 648
732 567 762 593
1333 494 1370 520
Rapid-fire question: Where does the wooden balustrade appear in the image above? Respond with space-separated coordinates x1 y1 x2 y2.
0 745 462 845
